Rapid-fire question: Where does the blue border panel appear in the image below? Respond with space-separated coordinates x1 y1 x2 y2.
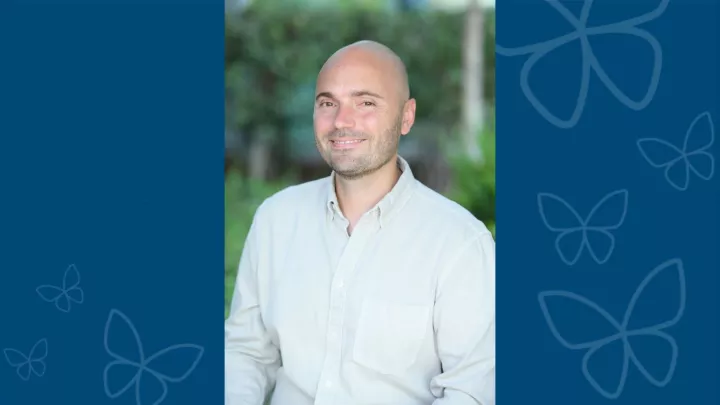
497 0 718 403
0 3 224 405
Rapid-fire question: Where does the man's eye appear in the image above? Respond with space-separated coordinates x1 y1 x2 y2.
319 101 333 107
362 101 375 106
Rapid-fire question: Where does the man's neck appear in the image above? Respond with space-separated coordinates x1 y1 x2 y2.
335 156 401 233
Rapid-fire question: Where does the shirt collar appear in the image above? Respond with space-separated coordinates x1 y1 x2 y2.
326 155 416 228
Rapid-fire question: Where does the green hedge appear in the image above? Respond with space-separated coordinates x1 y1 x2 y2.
445 129 495 236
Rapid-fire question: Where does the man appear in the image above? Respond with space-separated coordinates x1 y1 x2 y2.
225 40 495 405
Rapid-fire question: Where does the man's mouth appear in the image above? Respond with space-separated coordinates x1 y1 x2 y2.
330 139 365 149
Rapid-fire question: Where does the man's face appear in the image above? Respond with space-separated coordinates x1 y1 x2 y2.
313 51 411 179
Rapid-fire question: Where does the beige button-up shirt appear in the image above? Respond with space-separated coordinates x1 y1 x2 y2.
225 156 495 405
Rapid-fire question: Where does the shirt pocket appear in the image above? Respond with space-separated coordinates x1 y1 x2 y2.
352 298 431 375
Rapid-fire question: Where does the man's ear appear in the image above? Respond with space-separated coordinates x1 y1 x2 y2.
400 98 416 136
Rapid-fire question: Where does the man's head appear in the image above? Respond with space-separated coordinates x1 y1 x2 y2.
313 40 416 180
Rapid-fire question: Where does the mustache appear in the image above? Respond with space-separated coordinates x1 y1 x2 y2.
326 130 367 140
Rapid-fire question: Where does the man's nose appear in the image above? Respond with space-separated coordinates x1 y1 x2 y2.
333 104 355 130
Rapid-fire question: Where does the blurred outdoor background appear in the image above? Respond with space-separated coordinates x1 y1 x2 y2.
225 0 496 316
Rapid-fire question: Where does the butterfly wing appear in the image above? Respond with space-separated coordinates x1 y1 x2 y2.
637 138 683 169
627 330 678 387
588 0 669 27
104 359 141 399
519 34 591 129
538 290 621 350
584 229 615 265
663 157 691 191
581 338 630 399
584 0 669 115
144 344 205 383
3 348 28 367
683 111 714 154
637 138 689 190
36 285 64 303
554 229 586 266
66 286 85 304
104 309 145 364
687 150 715 181
63 264 81 290
684 111 715 181
495 0 586 58
135 369 170 405
29 338 48 362
54 293 72 313
584 189 629 231
582 189 628 264
623 258 686 332
538 193 584 232
16 361 32 381
30 359 46 377
588 26 662 111
498 0 593 128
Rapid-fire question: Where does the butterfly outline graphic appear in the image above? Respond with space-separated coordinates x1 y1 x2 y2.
103 308 205 405
538 257 685 399
3 338 48 381
36 263 85 313
538 189 628 265
637 110 715 191
496 0 669 129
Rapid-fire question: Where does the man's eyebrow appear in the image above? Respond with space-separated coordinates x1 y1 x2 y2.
315 90 385 101
315 91 333 101
351 90 384 99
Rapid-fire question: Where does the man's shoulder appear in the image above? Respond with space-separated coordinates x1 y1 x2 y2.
255 176 330 220
410 181 492 241
409 183 494 277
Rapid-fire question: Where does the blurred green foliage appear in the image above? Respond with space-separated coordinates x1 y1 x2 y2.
225 5 495 140
445 129 496 236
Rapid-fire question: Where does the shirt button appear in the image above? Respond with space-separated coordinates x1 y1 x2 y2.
325 380 333 388
337 281 344 288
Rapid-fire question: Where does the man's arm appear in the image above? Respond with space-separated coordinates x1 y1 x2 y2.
431 231 495 405
225 208 281 405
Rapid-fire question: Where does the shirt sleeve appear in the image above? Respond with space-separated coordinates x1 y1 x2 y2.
225 207 282 405
430 231 496 405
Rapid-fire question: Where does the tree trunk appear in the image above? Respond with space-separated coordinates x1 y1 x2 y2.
248 126 274 180
462 0 485 163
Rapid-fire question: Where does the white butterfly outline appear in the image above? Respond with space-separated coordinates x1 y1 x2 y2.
495 0 669 129
3 338 48 381
538 257 685 399
103 308 204 405
538 189 628 265
36 264 85 313
637 111 715 191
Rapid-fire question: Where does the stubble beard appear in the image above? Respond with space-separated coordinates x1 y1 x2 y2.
319 118 402 180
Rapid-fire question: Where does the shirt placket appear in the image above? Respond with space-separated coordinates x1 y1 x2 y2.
314 213 377 405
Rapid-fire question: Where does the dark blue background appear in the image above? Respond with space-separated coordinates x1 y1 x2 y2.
497 0 717 403
0 3 223 405
1 0 716 404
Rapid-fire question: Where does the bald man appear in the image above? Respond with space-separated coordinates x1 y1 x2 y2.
225 41 495 405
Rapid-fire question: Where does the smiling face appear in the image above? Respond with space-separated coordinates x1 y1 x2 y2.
313 43 415 180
